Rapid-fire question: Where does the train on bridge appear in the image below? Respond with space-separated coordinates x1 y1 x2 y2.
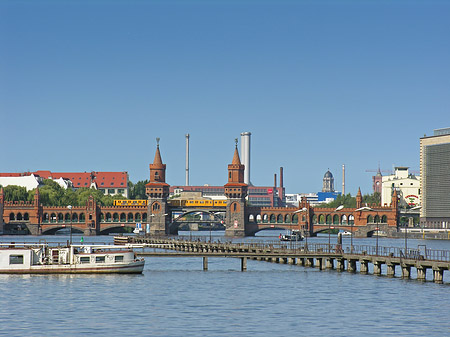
113 199 227 208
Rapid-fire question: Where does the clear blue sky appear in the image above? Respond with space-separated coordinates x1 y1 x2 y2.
1 0 449 195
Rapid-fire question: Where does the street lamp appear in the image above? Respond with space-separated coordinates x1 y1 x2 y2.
294 207 309 250
333 205 344 253
67 205 73 245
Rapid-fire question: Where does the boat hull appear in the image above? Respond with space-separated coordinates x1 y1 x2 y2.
0 259 145 274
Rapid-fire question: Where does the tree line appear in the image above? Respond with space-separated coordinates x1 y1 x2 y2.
0 179 149 206
315 192 381 209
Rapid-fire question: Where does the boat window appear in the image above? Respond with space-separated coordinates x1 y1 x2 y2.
9 255 24 265
115 256 124 263
96 256 106 263
80 257 90 264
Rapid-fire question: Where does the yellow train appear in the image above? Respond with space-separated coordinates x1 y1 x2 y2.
169 200 227 207
113 199 227 207
113 199 148 206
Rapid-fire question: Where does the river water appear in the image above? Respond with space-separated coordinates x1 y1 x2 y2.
1 232 450 336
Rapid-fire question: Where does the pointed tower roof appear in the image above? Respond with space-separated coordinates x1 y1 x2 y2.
232 146 241 165
153 145 163 166
357 187 362 197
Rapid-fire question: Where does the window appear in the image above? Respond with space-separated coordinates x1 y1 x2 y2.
108 189 115 194
96 256 105 263
9 255 24 264
115 256 124 263
80 257 90 264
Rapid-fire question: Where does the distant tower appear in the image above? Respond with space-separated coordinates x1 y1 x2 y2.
185 134 190 186
322 169 335 192
240 132 251 185
373 166 382 194
146 138 171 236
225 139 248 237
342 164 345 195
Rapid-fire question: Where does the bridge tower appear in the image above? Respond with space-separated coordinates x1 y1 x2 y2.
224 141 248 237
146 139 170 236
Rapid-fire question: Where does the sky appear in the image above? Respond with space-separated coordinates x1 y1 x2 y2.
1 0 449 195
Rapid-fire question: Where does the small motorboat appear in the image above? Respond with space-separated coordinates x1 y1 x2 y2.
279 230 304 242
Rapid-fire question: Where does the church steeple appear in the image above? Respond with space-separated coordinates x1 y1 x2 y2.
149 138 166 184
227 139 245 185
356 187 362 209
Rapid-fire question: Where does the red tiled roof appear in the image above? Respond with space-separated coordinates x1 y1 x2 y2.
1 171 128 189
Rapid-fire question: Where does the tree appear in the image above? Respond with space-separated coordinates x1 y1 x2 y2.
3 185 29 202
129 180 148 199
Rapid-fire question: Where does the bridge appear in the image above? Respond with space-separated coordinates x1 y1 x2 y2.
120 236 450 284
0 142 400 237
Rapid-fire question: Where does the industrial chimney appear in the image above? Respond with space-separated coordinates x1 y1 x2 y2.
240 132 251 185
342 164 345 196
185 134 190 186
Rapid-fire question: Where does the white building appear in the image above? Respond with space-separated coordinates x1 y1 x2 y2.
0 174 42 191
381 167 420 208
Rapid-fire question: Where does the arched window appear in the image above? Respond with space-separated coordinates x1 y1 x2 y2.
381 215 387 223
341 214 347 224
277 214 283 223
43 213 49 223
256 214 262 223
9 213 15 221
333 214 339 225
135 213 141 222
128 213 134 222
24 213 29 221
374 215 380 223
113 213 119 222
65 213 70 222
233 203 237 212
319 215 325 224
292 214 298 223
248 214 255 222
50 213 57 223
72 213 78 222
79 213 85 222
312 215 318 224
17 213 23 221
58 213 64 222
120 213 126 222
367 215 374 223
106 213 112 222
270 214 276 223
263 214 268 223
285 214 291 223
348 215 354 225
142 213 147 221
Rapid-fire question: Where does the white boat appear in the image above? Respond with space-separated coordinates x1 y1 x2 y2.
340 231 352 236
279 230 304 242
0 243 145 274
372 230 387 237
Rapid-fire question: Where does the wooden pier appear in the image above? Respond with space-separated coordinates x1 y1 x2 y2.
116 236 450 283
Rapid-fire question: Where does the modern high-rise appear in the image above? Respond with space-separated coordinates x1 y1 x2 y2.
420 128 450 228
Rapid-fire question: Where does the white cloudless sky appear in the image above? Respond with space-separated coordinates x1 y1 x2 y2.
1 0 449 195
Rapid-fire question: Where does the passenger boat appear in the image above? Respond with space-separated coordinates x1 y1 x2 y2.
0 243 145 274
279 230 304 242
340 230 352 236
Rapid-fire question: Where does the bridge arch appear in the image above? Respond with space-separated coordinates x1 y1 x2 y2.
41 225 84 235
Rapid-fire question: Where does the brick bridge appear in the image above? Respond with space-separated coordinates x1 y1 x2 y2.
0 142 398 237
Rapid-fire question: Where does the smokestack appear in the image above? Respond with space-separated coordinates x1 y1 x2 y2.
342 164 345 195
185 134 190 186
279 167 283 189
240 132 251 185
274 173 277 189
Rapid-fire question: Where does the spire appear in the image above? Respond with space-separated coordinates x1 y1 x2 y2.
357 187 362 197
153 138 163 165
232 147 241 165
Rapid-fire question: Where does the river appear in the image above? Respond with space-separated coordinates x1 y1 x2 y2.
1 232 450 336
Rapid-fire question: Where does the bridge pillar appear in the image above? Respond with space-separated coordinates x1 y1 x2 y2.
315 258 323 269
241 257 247 271
305 258 314 267
401 265 411 278
287 257 294 264
417 267 427 281
386 263 396 277
360 260 369 274
203 257 208 271
326 258 334 269
348 259 357 273
297 258 305 266
336 258 345 272
373 261 382 275
433 268 444 284
27 224 41 236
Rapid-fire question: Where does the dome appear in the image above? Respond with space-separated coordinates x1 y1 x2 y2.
324 170 333 179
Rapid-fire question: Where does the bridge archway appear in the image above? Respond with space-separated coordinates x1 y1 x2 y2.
41 225 84 235
169 209 224 233
99 224 135 235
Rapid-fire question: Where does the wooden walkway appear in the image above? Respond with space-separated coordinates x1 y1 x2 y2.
116 236 450 284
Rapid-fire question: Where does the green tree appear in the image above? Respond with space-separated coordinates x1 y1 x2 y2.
4 185 29 202
129 180 148 199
